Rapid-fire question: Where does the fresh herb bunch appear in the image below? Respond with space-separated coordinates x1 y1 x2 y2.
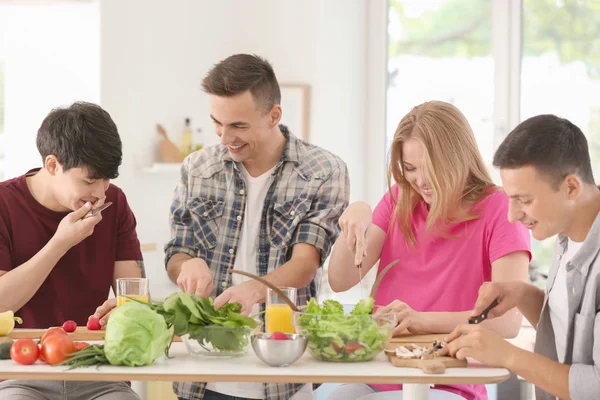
148 292 258 353
58 344 108 370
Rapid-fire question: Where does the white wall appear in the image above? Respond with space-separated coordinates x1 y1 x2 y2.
0 0 380 300
0 2 100 179
100 0 374 299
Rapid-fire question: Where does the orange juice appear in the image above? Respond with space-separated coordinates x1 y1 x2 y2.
116 295 149 307
266 304 295 333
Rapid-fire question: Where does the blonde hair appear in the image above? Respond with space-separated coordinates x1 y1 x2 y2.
388 101 494 245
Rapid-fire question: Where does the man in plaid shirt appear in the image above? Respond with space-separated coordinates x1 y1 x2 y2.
165 54 350 400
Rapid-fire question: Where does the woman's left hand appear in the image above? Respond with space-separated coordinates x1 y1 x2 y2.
381 300 424 335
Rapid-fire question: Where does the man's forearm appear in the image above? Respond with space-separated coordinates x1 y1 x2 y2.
255 256 319 303
506 345 570 399
517 283 545 328
0 238 67 312
166 253 192 284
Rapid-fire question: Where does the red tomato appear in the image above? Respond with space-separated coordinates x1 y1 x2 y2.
62 320 77 333
75 342 90 351
41 335 76 365
10 338 40 365
38 344 45 362
41 327 69 345
344 342 362 353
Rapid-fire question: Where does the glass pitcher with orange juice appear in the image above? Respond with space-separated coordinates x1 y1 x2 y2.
265 287 297 333
116 278 150 306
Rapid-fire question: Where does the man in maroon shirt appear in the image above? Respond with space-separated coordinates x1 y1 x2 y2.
0 102 143 399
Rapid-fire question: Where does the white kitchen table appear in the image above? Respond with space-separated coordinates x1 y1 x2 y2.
0 342 509 400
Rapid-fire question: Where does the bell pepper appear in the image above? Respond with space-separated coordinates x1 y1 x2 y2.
0 310 22 336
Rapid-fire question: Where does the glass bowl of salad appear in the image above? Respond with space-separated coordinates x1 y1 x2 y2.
292 298 396 362
181 325 258 357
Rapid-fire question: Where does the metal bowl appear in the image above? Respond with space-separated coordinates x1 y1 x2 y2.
251 333 307 367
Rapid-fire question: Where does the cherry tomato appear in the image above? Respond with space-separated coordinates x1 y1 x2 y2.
10 338 40 365
269 331 289 340
41 327 69 345
344 342 362 353
41 335 76 365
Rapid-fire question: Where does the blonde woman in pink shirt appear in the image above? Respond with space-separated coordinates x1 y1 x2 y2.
327 101 531 400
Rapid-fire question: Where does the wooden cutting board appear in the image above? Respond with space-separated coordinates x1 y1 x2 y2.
8 328 182 342
385 333 466 374
8 327 103 341
385 350 467 373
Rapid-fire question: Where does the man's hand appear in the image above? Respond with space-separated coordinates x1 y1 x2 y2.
442 324 517 368
51 202 102 251
471 281 526 320
90 298 117 328
177 258 214 296
213 281 264 316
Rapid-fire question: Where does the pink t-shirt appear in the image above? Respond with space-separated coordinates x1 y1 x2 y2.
370 185 531 400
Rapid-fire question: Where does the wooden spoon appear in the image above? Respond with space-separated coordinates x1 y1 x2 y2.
230 269 300 312
370 259 399 298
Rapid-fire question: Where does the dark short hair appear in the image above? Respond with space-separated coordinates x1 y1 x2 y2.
493 114 594 187
201 54 281 112
36 101 122 179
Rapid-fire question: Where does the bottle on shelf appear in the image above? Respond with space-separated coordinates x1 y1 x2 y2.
181 117 193 157
194 128 204 151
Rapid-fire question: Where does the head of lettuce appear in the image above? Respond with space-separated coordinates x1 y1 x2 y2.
104 301 172 366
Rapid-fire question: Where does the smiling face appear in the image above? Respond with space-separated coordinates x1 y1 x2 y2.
48 156 109 211
209 91 280 164
401 138 433 204
500 165 577 240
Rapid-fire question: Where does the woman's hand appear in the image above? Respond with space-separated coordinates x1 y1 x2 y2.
338 201 373 265
378 299 425 335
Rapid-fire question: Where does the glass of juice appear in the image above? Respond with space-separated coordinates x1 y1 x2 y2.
265 287 297 334
116 278 150 306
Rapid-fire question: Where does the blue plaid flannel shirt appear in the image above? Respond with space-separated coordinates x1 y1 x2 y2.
165 127 350 400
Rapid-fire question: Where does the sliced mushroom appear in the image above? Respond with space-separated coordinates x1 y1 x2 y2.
395 345 419 359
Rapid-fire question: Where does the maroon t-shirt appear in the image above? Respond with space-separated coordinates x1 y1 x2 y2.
0 171 143 329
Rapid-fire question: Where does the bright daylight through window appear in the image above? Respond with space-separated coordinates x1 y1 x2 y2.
387 0 600 286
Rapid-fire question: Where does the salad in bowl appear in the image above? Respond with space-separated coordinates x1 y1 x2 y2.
293 298 396 362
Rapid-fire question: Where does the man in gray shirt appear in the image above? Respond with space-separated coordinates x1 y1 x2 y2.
444 114 600 400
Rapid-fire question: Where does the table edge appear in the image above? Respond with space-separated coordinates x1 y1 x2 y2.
0 371 511 385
